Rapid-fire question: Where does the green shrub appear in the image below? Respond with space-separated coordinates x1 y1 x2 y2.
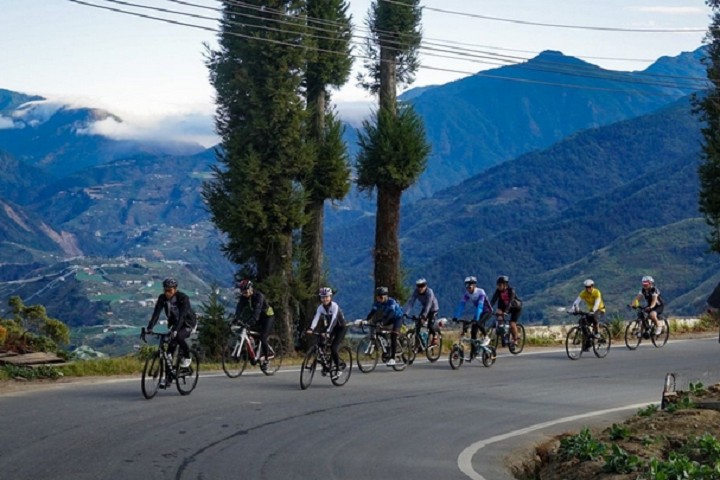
608 423 631 440
603 444 641 474
637 404 659 417
559 427 607 461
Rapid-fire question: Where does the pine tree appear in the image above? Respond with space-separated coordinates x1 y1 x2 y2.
356 0 430 297
299 0 353 330
203 0 312 349
698 0 720 253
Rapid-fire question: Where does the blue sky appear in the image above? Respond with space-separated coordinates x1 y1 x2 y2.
0 0 711 146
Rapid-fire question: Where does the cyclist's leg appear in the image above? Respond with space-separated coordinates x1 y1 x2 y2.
259 316 275 359
651 306 663 332
509 308 521 342
330 324 347 367
175 326 192 359
470 322 479 340
389 315 402 358
478 311 493 337
427 311 439 342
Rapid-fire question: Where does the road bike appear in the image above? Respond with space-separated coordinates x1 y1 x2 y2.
140 327 199 399
487 311 526 354
221 321 284 377
448 319 496 369
404 314 444 364
300 332 352 390
565 311 611 360
624 305 670 350
355 320 412 373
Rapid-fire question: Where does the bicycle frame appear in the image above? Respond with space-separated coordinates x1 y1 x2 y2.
229 323 270 365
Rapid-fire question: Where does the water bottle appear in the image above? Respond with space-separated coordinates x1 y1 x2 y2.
420 331 428 346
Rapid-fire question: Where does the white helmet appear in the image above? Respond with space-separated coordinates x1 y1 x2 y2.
464 276 477 286
583 279 594 287
641 276 654 286
415 278 427 286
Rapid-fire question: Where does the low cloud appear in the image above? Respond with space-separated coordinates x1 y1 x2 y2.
0 115 16 129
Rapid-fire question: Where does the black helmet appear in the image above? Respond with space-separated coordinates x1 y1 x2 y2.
496 275 509 285
375 286 389 296
237 279 254 292
162 278 178 289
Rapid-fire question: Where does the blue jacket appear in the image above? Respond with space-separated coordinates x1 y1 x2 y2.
366 297 404 322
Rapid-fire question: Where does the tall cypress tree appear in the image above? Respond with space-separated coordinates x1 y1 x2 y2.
299 0 353 329
356 0 430 297
698 0 720 253
203 0 311 349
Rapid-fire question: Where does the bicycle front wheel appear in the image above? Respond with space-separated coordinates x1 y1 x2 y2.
449 345 464 370
405 333 417 365
300 346 318 390
593 324 611 358
356 336 379 373
221 338 248 378
624 320 642 350
176 350 199 395
651 317 670 348
391 335 410 371
141 351 163 400
425 334 442 362
482 347 496 367
509 324 526 354
331 345 352 387
261 335 284 376
565 327 584 360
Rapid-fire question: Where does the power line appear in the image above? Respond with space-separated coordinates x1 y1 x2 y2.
66 0 708 96
380 0 708 33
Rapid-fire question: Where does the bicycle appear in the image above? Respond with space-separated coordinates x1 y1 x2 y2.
487 311 526 354
300 332 353 390
448 319 496 369
140 327 199 399
355 320 412 373
565 311 611 360
404 314 443 364
221 321 284 377
624 305 670 350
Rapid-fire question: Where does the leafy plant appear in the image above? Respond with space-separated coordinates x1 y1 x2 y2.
689 381 707 395
608 422 631 440
693 433 720 463
646 452 715 479
603 444 641 474
559 426 607 461
665 395 696 412
637 404 659 417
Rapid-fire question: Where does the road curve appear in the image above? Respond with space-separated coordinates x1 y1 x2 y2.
1 337 717 480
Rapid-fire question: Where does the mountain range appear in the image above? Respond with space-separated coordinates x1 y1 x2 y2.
0 46 716 353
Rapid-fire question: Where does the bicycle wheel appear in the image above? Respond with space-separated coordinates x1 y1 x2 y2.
405 332 418 365
425 333 442 362
261 334 283 376
392 335 410 371
176 350 199 395
482 346 496 367
593 324 611 358
509 324 525 354
331 345 352 387
141 351 163 400
624 320 642 350
448 345 464 370
651 317 670 348
221 338 248 378
356 336 379 373
300 346 318 390
488 324 501 351
565 326 584 360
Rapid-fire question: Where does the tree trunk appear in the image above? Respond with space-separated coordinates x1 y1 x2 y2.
374 185 402 295
300 197 325 332
265 234 295 351
379 45 397 113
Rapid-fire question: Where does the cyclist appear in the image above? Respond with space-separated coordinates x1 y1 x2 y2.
365 286 405 366
146 278 197 369
490 275 522 346
452 276 493 347
632 275 664 336
234 279 275 368
571 279 604 338
404 278 440 347
306 287 347 380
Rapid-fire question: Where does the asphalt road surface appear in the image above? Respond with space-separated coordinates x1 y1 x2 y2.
1 336 718 480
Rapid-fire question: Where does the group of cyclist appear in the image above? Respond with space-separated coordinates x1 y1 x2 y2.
144 272 665 374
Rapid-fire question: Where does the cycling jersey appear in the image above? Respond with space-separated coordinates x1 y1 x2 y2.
405 287 439 318
310 301 345 333
366 297 404 324
235 290 274 326
491 286 521 311
638 286 663 307
454 286 492 321
573 287 605 313
147 290 197 331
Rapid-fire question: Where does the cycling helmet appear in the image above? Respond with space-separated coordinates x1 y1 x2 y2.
496 275 509 285
237 279 253 292
641 275 654 286
318 287 333 297
415 278 427 287
375 286 389 296
162 278 178 289
464 276 477 286
583 279 594 287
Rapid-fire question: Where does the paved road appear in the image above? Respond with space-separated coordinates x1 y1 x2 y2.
1 337 718 480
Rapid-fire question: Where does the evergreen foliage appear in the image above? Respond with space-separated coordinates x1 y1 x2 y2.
197 286 228 362
697 0 720 253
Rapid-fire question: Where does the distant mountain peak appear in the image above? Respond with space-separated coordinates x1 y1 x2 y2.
526 50 599 69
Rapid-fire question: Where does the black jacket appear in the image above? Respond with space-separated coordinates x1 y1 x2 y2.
235 290 274 325
147 291 197 330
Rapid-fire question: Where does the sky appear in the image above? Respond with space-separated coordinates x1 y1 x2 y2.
0 0 713 147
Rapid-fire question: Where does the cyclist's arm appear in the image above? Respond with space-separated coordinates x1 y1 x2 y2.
473 292 488 321
366 302 378 321
326 304 344 332
250 292 265 323
591 292 602 313
420 289 436 318
631 291 643 307
177 293 196 327
571 295 582 312
309 304 323 331
147 294 165 330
